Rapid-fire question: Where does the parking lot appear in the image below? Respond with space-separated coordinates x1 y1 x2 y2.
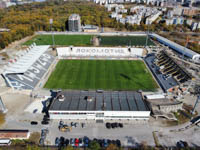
44 119 155 147
1 89 200 148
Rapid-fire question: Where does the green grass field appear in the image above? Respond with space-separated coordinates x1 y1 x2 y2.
44 60 158 91
24 35 93 46
24 34 155 47
99 36 155 46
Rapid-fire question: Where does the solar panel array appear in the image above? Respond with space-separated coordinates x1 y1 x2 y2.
50 90 149 111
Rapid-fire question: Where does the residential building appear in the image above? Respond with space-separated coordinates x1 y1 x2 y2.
68 14 81 32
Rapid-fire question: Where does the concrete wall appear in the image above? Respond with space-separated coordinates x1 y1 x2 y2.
49 110 150 120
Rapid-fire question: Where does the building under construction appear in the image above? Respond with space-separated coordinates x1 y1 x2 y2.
156 51 192 84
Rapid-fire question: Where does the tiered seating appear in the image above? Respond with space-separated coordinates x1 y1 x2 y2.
2 44 55 89
156 51 192 84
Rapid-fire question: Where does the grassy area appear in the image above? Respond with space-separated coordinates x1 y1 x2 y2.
0 112 5 126
173 110 197 124
23 35 93 46
44 60 158 90
24 35 155 47
99 36 155 46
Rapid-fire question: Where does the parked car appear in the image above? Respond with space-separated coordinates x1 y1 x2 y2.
71 122 78 128
75 138 79 147
60 136 65 146
79 138 84 147
113 122 119 128
111 123 116 128
103 139 108 147
93 138 98 142
70 138 75 147
111 140 116 145
31 121 38 125
65 139 69 146
83 137 90 147
55 137 60 146
106 123 111 129
119 123 123 128
181 141 188 147
177 141 184 148
107 139 111 145
116 139 121 147
41 120 49 125
97 139 103 147
43 117 50 122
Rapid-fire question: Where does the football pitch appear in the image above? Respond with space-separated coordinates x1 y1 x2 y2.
99 36 155 46
24 35 93 46
44 60 158 91
24 34 155 46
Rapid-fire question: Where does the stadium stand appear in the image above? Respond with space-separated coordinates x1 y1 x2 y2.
57 47 144 58
150 33 200 62
145 53 178 92
156 51 192 83
2 44 55 90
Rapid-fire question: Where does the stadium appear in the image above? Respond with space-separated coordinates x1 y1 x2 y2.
2 33 196 121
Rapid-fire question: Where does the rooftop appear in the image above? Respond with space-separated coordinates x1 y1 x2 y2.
150 33 199 59
69 14 80 20
49 90 149 112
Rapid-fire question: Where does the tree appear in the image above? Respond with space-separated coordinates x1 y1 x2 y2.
27 132 40 144
106 144 120 150
88 141 101 150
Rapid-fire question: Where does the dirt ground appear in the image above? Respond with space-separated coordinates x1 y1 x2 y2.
1 93 30 116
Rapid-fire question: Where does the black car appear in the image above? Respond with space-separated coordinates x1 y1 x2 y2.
107 139 111 145
119 123 123 128
60 136 65 146
43 117 50 121
44 114 50 118
111 140 116 145
106 123 111 129
41 120 49 125
65 139 69 146
97 139 103 147
31 121 38 125
93 138 98 142
116 139 121 147
113 122 119 128
111 123 115 128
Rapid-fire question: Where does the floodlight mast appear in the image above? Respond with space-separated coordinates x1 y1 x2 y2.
50 18 55 49
145 20 149 48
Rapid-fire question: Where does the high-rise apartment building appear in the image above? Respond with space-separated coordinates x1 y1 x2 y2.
68 14 81 32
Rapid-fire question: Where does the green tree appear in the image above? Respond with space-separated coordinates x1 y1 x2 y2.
106 144 120 150
88 141 101 150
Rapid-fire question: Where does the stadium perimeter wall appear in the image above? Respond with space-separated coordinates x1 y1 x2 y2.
36 31 146 36
49 110 150 120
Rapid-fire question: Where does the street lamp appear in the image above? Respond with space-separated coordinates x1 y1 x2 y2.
50 18 55 50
